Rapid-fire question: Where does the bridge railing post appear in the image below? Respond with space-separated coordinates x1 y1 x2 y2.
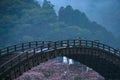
33 48 36 66
91 41 93 48
114 49 117 55
42 41 44 48
18 56 21 75
7 47 9 54
0 49 1 56
14 45 16 51
29 42 31 48
86 40 87 47
67 40 69 47
60 41 63 47
54 42 56 49
73 40 75 47
48 43 50 50
26 52 30 69
108 47 110 53
22 43 24 51
79 40 81 46
34 48 36 56
103 44 105 50
97 42 99 48
41 46 43 52
35 41 38 47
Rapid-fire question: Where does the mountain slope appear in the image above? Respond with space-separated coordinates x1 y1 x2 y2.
0 0 119 48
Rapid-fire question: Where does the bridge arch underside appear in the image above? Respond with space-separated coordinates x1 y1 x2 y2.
1 47 120 80
50 47 120 80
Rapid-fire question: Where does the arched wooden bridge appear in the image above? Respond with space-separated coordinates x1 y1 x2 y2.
0 39 120 80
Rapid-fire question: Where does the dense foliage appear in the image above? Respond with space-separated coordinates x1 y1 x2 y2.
0 0 119 48
15 60 104 80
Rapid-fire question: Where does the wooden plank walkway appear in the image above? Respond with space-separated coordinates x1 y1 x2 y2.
0 39 119 80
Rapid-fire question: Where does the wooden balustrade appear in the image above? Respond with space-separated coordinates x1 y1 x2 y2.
0 39 119 80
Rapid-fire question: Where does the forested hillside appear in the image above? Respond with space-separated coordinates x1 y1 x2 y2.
0 0 119 48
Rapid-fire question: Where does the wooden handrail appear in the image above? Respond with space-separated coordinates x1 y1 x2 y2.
0 41 52 56
0 39 119 79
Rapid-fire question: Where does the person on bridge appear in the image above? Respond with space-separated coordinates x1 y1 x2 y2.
77 37 81 44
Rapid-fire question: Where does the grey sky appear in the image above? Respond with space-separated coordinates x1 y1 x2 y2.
36 0 120 35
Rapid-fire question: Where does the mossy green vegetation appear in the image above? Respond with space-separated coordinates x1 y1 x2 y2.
0 0 119 48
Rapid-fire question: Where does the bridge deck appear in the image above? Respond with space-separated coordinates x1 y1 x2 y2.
0 39 119 80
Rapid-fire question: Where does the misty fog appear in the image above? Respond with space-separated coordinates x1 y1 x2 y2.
36 0 120 36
